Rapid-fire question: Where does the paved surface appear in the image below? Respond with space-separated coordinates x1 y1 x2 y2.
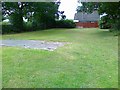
0 40 69 51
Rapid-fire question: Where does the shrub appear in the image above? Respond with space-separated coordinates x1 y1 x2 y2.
98 16 111 29
1 21 11 25
32 22 46 31
1 21 15 34
112 20 120 31
23 21 33 31
55 19 76 28
2 25 15 34
9 13 24 32
109 20 120 35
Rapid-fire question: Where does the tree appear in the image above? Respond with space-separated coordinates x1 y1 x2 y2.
2 1 60 32
2 2 30 32
98 2 120 30
76 1 120 30
31 2 59 29
76 2 99 13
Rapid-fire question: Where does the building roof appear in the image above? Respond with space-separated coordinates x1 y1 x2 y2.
74 11 100 22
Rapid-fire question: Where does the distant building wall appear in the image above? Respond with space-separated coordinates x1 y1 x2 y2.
75 22 98 28
74 11 99 28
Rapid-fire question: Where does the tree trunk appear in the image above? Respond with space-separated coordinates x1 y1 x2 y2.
18 2 24 32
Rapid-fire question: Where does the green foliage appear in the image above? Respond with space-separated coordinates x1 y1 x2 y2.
98 2 120 31
1 21 11 25
98 15 111 29
2 2 26 32
109 20 120 36
32 2 58 29
1 21 14 34
98 2 120 17
77 2 99 13
56 19 76 28
112 20 120 31
23 21 33 31
2 25 14 34
2 16 6 21
2 2 60 33
9 13 24 32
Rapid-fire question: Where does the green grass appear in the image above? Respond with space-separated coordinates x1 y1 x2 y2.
0 34 2 90
2 28 118 88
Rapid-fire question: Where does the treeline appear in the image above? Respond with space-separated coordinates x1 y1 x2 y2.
1 2 75 34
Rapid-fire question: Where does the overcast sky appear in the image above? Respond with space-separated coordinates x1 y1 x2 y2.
58 0 80 20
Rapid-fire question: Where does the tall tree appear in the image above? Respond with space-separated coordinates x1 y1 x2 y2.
31 2 59 29
2 2 29 32
2 1 60 32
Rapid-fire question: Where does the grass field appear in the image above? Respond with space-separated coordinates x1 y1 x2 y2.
1 28 118 88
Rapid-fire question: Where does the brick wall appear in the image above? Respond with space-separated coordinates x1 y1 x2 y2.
75 22 98 28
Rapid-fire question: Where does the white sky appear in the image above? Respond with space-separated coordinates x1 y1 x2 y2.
58 0 79 20
59 1 104 19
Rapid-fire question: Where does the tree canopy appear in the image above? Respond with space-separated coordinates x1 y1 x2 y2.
2 1 62 32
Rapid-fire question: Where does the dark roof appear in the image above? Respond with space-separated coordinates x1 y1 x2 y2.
74 11 100 22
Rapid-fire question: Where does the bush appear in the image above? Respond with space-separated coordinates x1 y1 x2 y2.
1 19 76 34
23 22 33 31
99 16 111 29
1 21 15 34
112 20 120 31
109 20 120 35
9 13 24 32
1 21 11 25
32 22 46 31
55 19 76 28
2 25 15 34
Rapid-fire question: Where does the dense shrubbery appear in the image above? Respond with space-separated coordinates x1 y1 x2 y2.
2 19 76 34
55 19 76 28
98 16 111 29
109 20 120 35
99 15 120 35
2 25 14 34
23 22 33 31
2 21 35 34
1 22 14 34
112 20 120 31
9 13 26 33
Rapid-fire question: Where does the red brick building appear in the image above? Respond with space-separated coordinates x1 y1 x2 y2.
74 11 100 28
75 22 98 28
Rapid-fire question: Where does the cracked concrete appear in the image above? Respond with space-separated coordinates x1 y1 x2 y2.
0 40 69 51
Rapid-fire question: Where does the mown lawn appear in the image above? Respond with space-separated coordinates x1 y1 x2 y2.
0 45 2 90
1 28 118 88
